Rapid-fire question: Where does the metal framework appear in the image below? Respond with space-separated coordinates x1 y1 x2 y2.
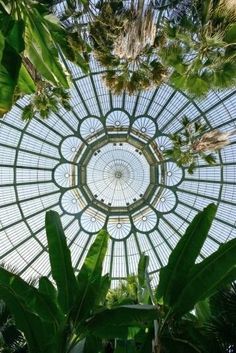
0 3 236 286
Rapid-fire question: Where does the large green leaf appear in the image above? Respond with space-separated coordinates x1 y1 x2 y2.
138 254 149 288
172 238 236 315
195 299 211 324
0 267 63 325
138 254 150 304
6 19 25 53
0 285 47 353
25 8 69 88
95 273 111 305
0 42 21 116
45 210 77 313
71 229 108 323
0 20 24 116
17 64 36 94
84 305 158 338
38 276 57 301
157 204 217 306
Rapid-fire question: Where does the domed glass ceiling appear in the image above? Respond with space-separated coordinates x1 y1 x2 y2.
0 4 236 287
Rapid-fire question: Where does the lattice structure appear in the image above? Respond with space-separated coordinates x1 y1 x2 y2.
0 3 236 286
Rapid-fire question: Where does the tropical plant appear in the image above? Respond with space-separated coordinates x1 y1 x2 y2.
0 0 89 117
90 0 167 94
194 283 236 353
103 204 236 352
0 300 27 353
102 255 154 353
154 203 236 352
0 211 158 353
204 283 236 352
159 0 236 96
164 116 235 174
106 275 140 307
21 82 71 120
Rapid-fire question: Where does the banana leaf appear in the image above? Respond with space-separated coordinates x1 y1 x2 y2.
17 64 36 94
45 210 78 313
195 299 211 324
0 20 24 116
25 8 69 88
156 204 217 306
84 305 158 338
38 276 57 301
5 19 25 53
0 267 63 326
138 254 150 304
71 229 109 324
0 42 21 116
138 254 149 288
0 285 52 353
172 239 236 315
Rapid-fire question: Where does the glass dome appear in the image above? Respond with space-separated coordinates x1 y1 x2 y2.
0 5 236 287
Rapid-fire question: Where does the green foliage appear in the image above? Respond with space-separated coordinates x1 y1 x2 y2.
192 283 236 353
24 6 69 88
205 283 236 351
159 0 236 96
0 211 158 353
164 117 219 174
157 203 217 308
71 229 109 324
21 83 71 120
156 204 236 316
0 300 27 352
17 65 36 95
101 211 236 353
106 276 139 308
45 19 90 75
45 211 78 314
106 255 151 308
84 305 158 339
0 20 24 116
0 0 91 117
90 2 167 95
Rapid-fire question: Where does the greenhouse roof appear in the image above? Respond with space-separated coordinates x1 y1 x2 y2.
0 1 236 287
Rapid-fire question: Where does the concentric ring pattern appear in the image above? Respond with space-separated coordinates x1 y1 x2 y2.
0 56 236 286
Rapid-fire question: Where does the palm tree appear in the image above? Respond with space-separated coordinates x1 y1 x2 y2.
207 283 236 352
21 82 71 120
90 0 168 94
0 301 27 353
164 117 235 174
159 0 236 96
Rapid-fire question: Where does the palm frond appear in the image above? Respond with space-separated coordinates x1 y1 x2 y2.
201 153 217 165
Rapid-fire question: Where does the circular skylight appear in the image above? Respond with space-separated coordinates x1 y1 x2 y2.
0 51 236 286
86 142 150 207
